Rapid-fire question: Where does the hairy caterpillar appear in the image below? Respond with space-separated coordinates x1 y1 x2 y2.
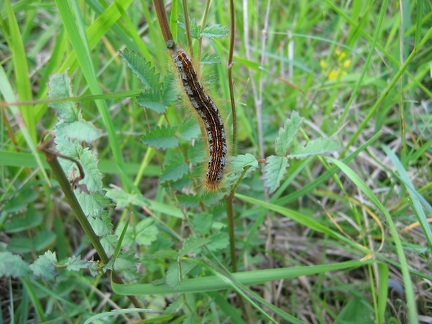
167 40 227 191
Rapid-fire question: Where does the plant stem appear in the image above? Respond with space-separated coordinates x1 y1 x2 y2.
38 141 144 316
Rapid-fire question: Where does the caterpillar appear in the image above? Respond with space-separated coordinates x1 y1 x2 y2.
167 40 227 191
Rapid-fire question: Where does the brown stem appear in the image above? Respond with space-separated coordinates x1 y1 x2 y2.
153 0 173 42
227 0 237 156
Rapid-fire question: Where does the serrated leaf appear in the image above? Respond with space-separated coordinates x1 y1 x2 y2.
201 53 221 65
88 214 112 237
160 159 189 183
229 153 259 174
179 237 210 257
275 111 302 156
75 191 108 217
77 147 103 192
66 255 90 272
191 213 213 235
148 250 178 259
169 176 193 191
62 120 102 143
141 126 178 150
206 231 229 251
161 73 178 105
136 91 166 114
30 251 57 281
100 235 117 258
0 252 30 278
2 186 38 214
114 252 139 281
224 153 259 188
53 125 81 158
178 119 200 141
119 50 160 90
201 24 229 38
134 218 159 246
178 17 200 39
166 260 180 289
113 252 138 271
149 235 174 252
188 142 206 165
117 218 158 247
190 19 200 39
290 138 339 159
163 298 184 315
48 73 81 122
263 155 289 194
88 262 102 277
105 187 149 208
177 194 201 208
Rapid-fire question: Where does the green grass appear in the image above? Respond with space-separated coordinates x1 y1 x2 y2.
1 0 431 323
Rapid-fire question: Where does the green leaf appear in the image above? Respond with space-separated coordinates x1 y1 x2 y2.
206 231 229 252
2 185 38 214
290 138 339 159
0 252 30 278
148 250 178 259
141 126 178 150
4 210 42 233
188 142 206 165
134 218 159 246
223 153 259 189
191 213 213 235
177 194 201 208
75 191 109 217
178 17 200 39
179 237 210 257
163 298 184 315
88 262 102 277
383 145 432 250
166 260 180 289
201 53 221 64
229 153 259 175
119 50 160 89
7 237 33 253
62 120 102 144
77 147 103 192
334 297 374 324
201 24 229 38
169 176 193 191
105 187 149 208
30 251 57 281
66 255 91 272
48 73 81 122
118 218 158 247
160 158 189 184
263 155 289 194
101 235 118 258
53 126 81 159
114 252 139 281
190 19 200 39
88 213 112 237
178 120 200 141
33 230 57 252
161 73 177 105
136 91 166 114
275 111 302 156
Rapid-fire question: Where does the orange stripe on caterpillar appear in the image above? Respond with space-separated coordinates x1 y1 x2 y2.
167 40 227 191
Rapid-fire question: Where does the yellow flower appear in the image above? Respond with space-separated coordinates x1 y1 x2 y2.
321 48 351 80
320 59 329 69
